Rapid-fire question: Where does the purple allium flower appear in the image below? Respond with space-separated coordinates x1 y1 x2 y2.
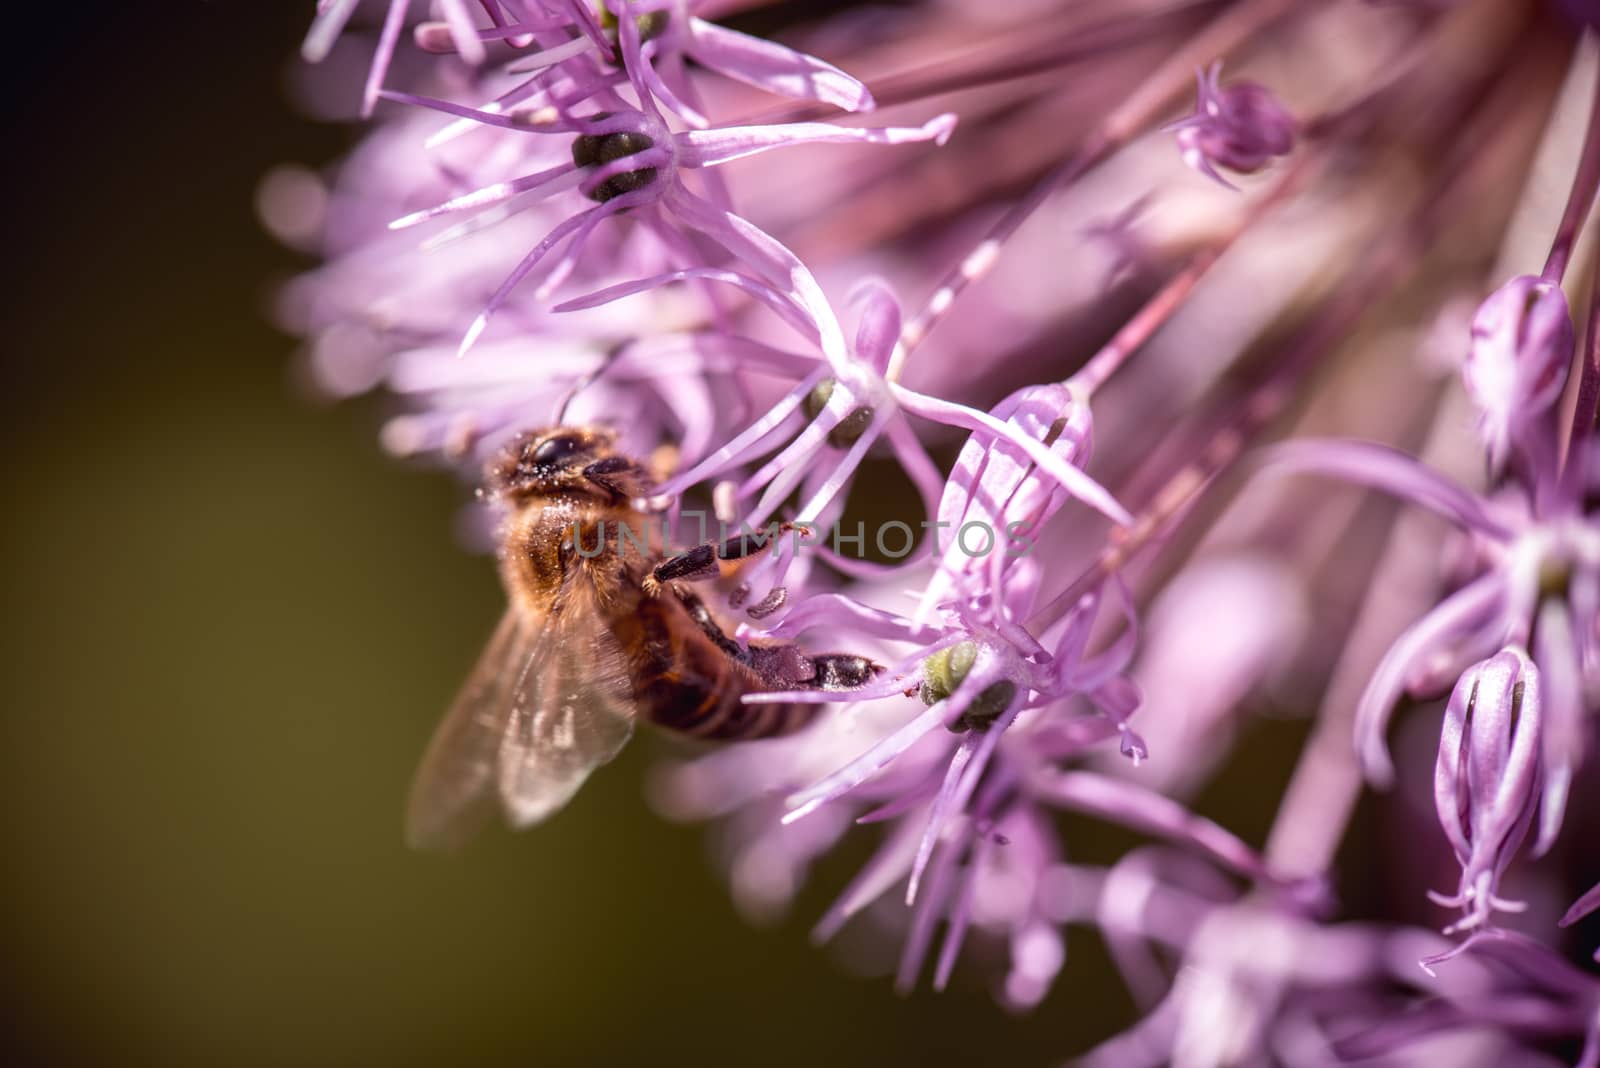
1168 61 1295 191
275 0 1600 1058
382 87 953 356
1264 431 1599 921
303 0 875 119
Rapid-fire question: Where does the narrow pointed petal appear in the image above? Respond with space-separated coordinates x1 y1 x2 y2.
1260 439 1513 539
687 18 876 112
893 385 1132 526
676 115 956 168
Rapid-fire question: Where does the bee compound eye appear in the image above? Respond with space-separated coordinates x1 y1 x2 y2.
531 434 584 467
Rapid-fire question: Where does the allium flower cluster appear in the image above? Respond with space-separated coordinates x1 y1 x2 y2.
276 1 1600 1062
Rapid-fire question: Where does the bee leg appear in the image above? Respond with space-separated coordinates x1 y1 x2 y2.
643 542 716 597
807 653 880 691
643 524 801 596
675 589 748 659
582 456 652 498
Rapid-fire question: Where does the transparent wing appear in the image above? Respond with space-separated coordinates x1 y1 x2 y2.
496 581 637 828
405 610 537 851
404 572 639 851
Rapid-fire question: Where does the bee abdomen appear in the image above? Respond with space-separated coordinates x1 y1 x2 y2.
640 661 818 740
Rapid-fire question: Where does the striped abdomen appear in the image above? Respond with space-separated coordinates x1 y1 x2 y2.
608 584 816 740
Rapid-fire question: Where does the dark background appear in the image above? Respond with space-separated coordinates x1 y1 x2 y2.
0 5 1155 1064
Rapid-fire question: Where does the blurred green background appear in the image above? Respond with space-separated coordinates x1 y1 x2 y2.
1 5 1158 1064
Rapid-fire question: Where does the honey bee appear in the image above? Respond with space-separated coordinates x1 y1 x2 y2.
406 426 879 850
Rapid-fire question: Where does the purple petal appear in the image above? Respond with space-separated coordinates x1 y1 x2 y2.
676 115 955 168
1259 439 1512 540
1434 663 1474 863
555 268 824 347
1532 600 1582 853
782 700 949 821
1354 572 1505 785
654 371 825 496
457 184 656 355
389 162 578 231
850 278 903 374
896 830 964 994
794 419 886 523
933 838 987 991
813 816 923 941
893 385 1132 526
762 592 937 643
1562 882 1600 928
437 0 487 66
686 18 875 112
882 418 945 529
1032 771 1272 882
908 736 978 905
664 186 851 370
302 0 361 63
362 0 408 116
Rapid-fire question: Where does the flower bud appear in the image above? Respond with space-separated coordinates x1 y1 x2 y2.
1170 62 1295 189
1429 648 1543 932
1462 275 1574 473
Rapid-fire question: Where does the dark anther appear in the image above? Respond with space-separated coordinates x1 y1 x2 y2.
801 379 874 448
598 8 670 55
828 406 875 448
948 680 1017 733
803 378 836 420
571 128 657 203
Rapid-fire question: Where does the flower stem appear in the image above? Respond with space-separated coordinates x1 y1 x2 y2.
1563 259 1600 493
1541 48 1600 285
735 1 1218 127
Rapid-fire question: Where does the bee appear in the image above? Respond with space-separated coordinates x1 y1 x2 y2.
406 426 879 850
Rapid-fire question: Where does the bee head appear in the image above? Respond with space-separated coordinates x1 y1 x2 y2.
488 426 617 499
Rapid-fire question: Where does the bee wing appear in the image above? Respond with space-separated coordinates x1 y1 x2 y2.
404 573 639 851
405 610 537 851
496 582 637 829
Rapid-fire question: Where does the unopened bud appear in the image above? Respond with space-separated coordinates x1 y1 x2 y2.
1463 275 1573 473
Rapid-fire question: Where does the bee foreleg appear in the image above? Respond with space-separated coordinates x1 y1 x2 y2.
646 523 802 593
582 456 653 499
645 542 718 596
807 653 880 691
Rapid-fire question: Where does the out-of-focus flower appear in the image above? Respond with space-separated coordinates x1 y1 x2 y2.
1168 61 1295 190
1264 431 1598 924
1112 554 1308 795
1462 275 1575 476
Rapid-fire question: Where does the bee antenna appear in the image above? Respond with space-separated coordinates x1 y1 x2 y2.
554 341 631 425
